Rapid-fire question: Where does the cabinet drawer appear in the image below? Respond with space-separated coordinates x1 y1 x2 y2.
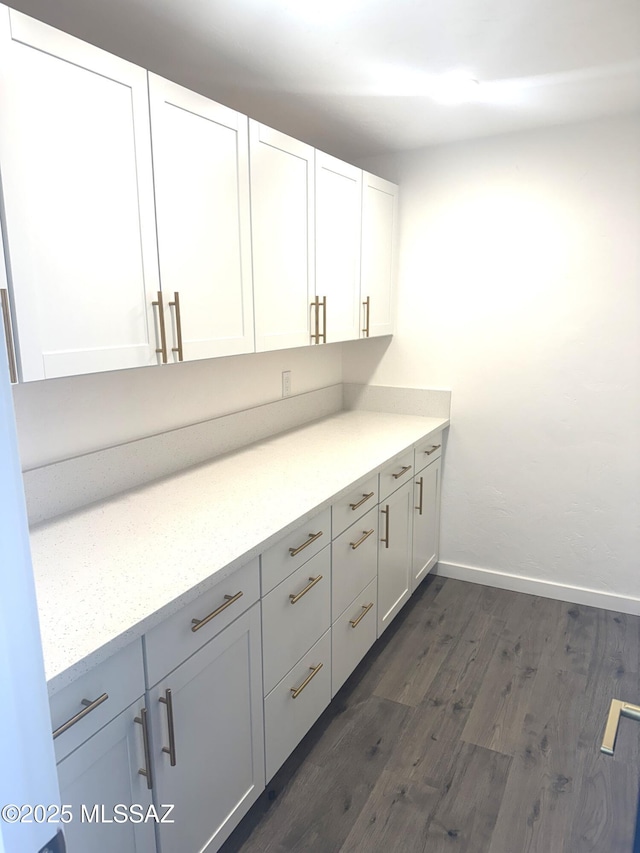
331 475 378 539
262 548 331 696
261 507 331 595
332 578 377 697
414 432 443 472
379 450 414 502
264 630 331 782
332 506 377 619
144 558 259 687
50 640 144 763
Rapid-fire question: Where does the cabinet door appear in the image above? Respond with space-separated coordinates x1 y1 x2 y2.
149 603 264 853
0 8 161 381
57 700 156 853
412 457 441 592
315 152 362 343
377 480 412 636
149 75 254 362
361 173 398 338
250 121 315 351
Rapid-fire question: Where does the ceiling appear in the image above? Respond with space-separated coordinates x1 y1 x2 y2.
8 0 640 162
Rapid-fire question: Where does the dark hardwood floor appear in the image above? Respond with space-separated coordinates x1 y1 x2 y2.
220 577 640 852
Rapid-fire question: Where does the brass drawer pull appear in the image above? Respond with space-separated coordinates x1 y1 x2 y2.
320 295 327 343
425 444 441 456
380 505 390 549
0 289 18 383
290 663 323 699
289 530 323 557
52 693 109 739
601 698 640 755
350 602 374 629
159 688 177 766
362 296 370 337
191 591 243 632
311 297 320 343
350 492 374 511
134 707 153 789
350 529 374 550
392 464 412 480
168 291 184 361
289 575 323 604
152 291 168 363
416 476 424 515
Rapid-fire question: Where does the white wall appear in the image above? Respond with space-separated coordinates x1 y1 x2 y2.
345 113 640 605
13 343 343 468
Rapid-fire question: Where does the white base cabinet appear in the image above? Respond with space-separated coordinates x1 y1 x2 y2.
412 456 442 592
377 479 413 636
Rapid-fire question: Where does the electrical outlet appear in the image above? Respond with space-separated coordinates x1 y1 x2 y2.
282 370 292 398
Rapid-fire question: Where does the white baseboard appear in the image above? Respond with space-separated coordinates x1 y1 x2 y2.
435 561 640 617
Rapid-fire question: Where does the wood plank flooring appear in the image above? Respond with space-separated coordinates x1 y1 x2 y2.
220 577 640 853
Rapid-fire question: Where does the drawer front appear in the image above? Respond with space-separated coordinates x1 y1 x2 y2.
144 558 259 688
264 630 331 782
379 450 414 502
414 432 443 473
331 475 378 539
332 506 377 619
262 548 331 695
261 507 331 595
51 640 145 763
331 578 377 697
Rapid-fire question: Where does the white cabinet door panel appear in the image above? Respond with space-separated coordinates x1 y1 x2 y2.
361 173 398 338
149 75 254 361
377 480 412 636
412 457 441 591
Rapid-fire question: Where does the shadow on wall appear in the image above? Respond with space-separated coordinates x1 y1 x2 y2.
342 336 392 385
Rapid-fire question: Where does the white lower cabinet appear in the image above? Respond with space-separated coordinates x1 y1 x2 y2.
56 700 156 853
412 456 442 592
331 577 377 697
377 479 413 636
148 603 264 853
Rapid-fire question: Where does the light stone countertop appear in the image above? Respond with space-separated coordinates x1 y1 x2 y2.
30 410 449 696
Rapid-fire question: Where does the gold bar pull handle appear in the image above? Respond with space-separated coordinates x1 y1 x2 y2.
134 707 153 789
191 591 243 632
350 529 374 550
425 444 441 456
152 291 168 363
159 688 177 766
380 505 390 549
350 602 374 629
350 492 374 511
290 663 323 699
310 297 319 343
0 289 17 383
416 476 424 515
289 574 323 604
362 296 370 337
289 530 323 557
168 291 184 361
320 295 327 343
52 693 109 739
393 464 412 480
601 698 640 755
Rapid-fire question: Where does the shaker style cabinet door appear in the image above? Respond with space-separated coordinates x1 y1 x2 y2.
377 479 412 636
0 7 161 381
249 121 315 351
361 172 398 339
148 75 254 362
412 456 441 591
315 151 362 343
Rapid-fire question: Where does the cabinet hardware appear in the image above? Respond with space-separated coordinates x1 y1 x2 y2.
159 688 177 766
289 530 323 557
601 698 640 755
362 296 370 337
52 693 109 739
350 602 374 629
392 464 412 480
350 529 374 550
191 591 243 632
349 492 374 511
320 295 327 343
380 505 390 549
134 707 153 789
0 289 17 383
168 291 184 361
290 662 323 699
416 476 424 515
425 444 441 456
311 297 320 343
152 291 168 363
289 575 323 604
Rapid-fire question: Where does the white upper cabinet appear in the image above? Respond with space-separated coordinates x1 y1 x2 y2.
148 75 254 362
249 121 315 352
315 152 362 343
0 7 161 381
361 172 398 338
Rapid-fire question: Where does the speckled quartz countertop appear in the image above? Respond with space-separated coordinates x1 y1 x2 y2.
30 410 448 696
